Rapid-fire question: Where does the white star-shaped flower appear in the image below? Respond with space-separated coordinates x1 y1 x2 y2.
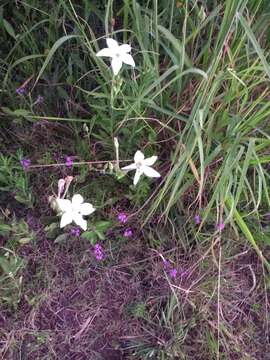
121 150 161 186
96 38 135 75
56 194 95 231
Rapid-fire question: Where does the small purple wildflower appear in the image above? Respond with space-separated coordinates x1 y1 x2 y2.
33 95 44 106
94 243 104 261
16 86 26 95
36 95 44 104
118 212 128 224
65 156 73 168
20 159 31 170
70 227 81 237
194 214 201 225
162 258 170 269
169 268 177 279
217 222 225 231
123 228 133 238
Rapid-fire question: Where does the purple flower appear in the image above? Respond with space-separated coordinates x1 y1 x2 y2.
65 156 73 167
162 259 170 269
33 95 44 106
20 159 31 170
169 268 177 279
70 227 81 237
93 243 104 261
194 214 201 225
118 212 128 224
123 228 133 238
16 86 26 95
217 222 225 231
36 95 44 104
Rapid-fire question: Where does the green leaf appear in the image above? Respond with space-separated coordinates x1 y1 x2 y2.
54 233 69 244
13 109 31 117
81 231 97 245
0 256 11 274
1 107 31 119
95 230 105 241
237 12 270 80
0 255 24 275
14 194 32 206
158 24 192 68
44 222 60 239
3 19 16 39
1 106 14 115
18 237 32 245
226 195 270 272
94 221 112 232
0 223 11 234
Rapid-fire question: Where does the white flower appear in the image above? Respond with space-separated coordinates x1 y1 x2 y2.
96 38 135 75
56 194 95 231
121 150 161 186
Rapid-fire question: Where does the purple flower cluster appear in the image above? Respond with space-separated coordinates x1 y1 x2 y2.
117 212 133 238
194 214 201 225
217 222 225 231
162 257 178 280
162 259 169 268
124 228 133 238
16 86 26 95
118 212 128 224
70 227 81 237
20 158 31 170
65 156 73 167
169 268 177 279
94 243 104 261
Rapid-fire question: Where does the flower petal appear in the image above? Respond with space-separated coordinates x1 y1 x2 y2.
143 155 157 166
60 212 73 228
143 166 161 178
73 213 87 231
106 38 119 50
121 53 135 67
119 44 131 53
56 198 72 212
121 163 137 171
57 179 65 196
134 150 144 163
80 203 95 216
96 47 113 57
111 57 122 75
133 169 142 186
72 194 84 206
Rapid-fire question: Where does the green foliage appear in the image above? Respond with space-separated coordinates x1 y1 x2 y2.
0 216 36 248
82 220 112 244
0 153 33 207
0 215 34 308
0 252 25 308
129 302 147 319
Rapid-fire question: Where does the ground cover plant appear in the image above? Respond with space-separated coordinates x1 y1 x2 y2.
0 0 269 359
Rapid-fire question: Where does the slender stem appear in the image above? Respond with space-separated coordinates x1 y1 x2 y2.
114 137 120 171
28 159 132 169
